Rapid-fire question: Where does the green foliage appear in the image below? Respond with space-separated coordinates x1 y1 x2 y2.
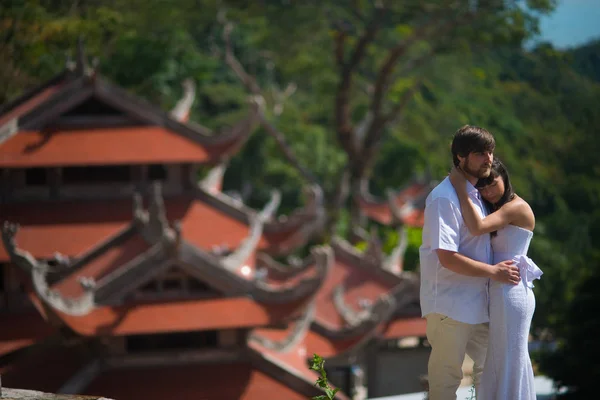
310 354 340 400
535 256 600 398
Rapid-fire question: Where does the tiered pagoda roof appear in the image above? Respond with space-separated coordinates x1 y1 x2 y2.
0 47 427 400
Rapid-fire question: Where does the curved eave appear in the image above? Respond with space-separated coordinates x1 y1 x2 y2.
354 178 433 227
313 288 396 341
255 252 315 280
249 300 316 353
263 185 324 234
331 237 404 284
190 184 321 255
251 245 332 304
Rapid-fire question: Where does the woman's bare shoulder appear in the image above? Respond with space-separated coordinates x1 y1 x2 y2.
510 195 535 230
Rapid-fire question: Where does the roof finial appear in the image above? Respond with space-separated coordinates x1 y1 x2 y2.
75 36 86 76
65 52 76 71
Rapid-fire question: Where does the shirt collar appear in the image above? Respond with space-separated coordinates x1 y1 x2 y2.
467 181 480 198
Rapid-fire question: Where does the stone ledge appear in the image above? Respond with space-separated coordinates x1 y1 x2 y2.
0 387 113 400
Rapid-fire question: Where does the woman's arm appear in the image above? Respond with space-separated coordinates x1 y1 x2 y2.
449 168 516 235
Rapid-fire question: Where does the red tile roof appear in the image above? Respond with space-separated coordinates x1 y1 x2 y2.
358 183 428 227
0 127 214 167
314 259 395 331
57 297 310 336
0 200 133 262
84 363 311 400
0 196 269 262
0 85 63 126
383 317 427 339
52 234 150 297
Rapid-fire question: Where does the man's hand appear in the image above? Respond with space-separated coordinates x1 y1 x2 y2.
490 260 520 285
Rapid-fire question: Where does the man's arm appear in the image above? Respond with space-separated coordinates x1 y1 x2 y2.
437 249 520 285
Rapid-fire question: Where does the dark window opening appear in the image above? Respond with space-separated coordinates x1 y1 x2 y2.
140 281 158 292
25 168 47 185
162 278 181 291
188 278 212 293
63 166 131 184
125 330 219 353
63 97 124 116
148 164 167 181
0 264 6 293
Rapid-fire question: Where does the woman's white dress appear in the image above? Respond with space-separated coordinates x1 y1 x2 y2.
479 225 543 400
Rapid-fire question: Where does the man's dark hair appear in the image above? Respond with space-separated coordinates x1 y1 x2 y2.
451 125 496 166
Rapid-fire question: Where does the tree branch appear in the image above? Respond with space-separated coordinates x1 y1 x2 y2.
220 12 319 186
222 21 262 95
334 5 386 159
257 111 319 184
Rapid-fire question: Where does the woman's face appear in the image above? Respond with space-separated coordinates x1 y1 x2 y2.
478 175 505 204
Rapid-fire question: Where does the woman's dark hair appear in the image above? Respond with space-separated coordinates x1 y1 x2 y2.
476 158 515 236
476 158 515 211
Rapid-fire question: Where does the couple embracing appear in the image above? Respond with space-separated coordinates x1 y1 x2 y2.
420 125 543 400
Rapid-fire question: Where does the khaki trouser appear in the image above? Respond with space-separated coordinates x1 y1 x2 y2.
426 313 489 400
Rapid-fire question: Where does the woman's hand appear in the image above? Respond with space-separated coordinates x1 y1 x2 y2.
449 166 467 191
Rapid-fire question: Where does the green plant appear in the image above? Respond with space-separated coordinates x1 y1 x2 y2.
310 353 340 400
466 384 475 400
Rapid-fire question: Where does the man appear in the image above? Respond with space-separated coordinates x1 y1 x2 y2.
419 125 521 400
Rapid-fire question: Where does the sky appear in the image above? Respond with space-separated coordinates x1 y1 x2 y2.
535 0 600 48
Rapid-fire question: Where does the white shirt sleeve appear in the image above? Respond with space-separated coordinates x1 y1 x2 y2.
426 197 462 252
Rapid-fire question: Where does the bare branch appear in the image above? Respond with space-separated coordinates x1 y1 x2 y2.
222 21 262 95
219 13 319 186
370 19 439 120
256 109 320 185
335 5 386 159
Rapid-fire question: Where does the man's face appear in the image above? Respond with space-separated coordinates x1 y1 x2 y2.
459 151 493 179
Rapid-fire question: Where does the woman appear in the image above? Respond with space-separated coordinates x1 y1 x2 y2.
449 158 543 400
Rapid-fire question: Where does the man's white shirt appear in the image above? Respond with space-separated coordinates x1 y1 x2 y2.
419 177 492 324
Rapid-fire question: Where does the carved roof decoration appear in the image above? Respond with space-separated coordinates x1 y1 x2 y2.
189 183 326 255
199 161 228 194
0 184 329 334
169 79 196 123
0 53 259 166
0 181 324 263
354 173 437 228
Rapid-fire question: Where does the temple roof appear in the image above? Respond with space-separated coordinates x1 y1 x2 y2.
0 185 331 334
0 67 258 167
252 234 426 367
0 184 324 263
355 177 436 227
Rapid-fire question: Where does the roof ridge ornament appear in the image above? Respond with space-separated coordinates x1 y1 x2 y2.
170 79 196 122
221 190 281 272
1 222 95 316
382 225 408 275
251 244 332 304
249 300 317 353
